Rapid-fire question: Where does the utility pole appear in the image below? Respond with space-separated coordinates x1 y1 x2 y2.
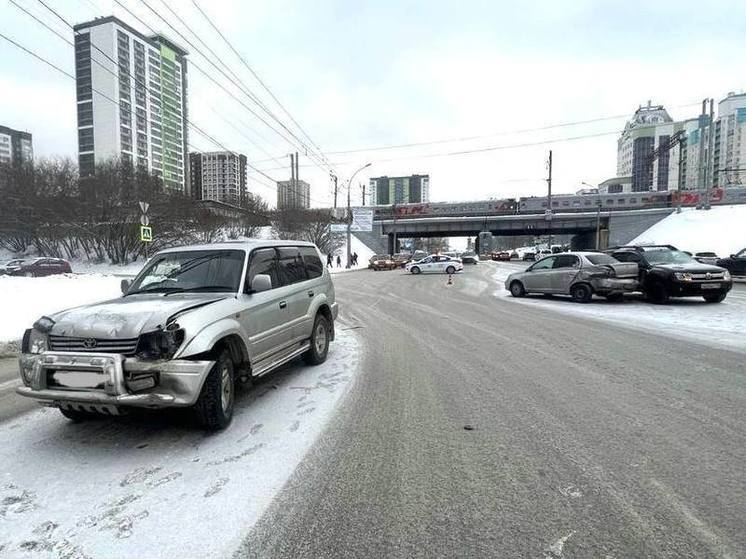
704 98 715 210
345 163 372 268
546 150 553 250
696 99 707 209
361 182 366 206
332 173 338 208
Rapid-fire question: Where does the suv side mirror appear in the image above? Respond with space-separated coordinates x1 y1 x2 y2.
249 274 272 293
120 279 131 294
731 254 736 259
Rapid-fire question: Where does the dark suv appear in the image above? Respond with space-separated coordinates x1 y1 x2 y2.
716 247 746 277
608 245 732 303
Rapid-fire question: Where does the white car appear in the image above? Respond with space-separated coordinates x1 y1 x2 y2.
405 255 464 275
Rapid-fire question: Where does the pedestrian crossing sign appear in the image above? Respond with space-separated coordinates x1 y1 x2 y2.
140 225 153 242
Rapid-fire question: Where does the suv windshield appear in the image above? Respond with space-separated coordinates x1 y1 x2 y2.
643 249 695 265
586 254 619 265
128 250 245 294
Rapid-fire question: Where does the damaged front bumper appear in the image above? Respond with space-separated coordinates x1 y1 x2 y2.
16 352 215 412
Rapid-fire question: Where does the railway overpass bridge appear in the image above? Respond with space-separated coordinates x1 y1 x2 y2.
358 207 675 254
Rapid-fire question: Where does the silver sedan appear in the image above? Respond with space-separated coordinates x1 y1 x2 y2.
504 252 640 303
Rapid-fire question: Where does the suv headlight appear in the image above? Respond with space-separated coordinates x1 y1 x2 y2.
723 270 732 281
674 272 692 282
22 328 48 354
136 328 185 360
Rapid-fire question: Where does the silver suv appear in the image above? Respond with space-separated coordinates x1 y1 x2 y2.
16 241 338 430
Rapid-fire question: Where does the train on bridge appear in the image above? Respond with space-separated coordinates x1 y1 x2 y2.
372 187 746 220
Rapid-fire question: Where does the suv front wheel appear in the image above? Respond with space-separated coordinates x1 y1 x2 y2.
703 292 727 303
645 282 670 304
304 313 330 365
194 350 235 430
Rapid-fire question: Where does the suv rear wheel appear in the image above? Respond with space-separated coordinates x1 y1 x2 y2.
703 292 727 303
304 313 330 365
194 350 235 430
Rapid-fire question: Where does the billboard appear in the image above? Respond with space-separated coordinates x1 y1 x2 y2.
350 208 373 231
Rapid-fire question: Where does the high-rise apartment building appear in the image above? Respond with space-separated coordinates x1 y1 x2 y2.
277 179 310 210
711 92 746 188
0 125 33 166
189 152 247 206
73 16 189 192
616 102 686 192
369 174 430 205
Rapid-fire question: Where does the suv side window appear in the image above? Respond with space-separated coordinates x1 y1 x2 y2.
247 248 280 290
552 255 580 269
277 247 309 286
614 252 641 264
299 246 323 279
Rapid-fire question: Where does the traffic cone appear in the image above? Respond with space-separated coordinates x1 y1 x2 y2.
447 274 453 286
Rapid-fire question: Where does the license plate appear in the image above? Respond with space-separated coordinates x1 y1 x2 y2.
701 283 720 290
48 370 107 390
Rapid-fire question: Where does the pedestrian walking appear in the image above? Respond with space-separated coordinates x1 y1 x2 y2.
327 252 333 267
352 252 358 266
336 255 342 267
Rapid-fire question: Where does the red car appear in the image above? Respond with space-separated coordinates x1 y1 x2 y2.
10 257 72 277
491 251 511 261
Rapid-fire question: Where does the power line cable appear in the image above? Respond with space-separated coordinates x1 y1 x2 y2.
28 0 327 205
133 0 332 173
189 0 331 167
252 101 703 163
107 0 335 204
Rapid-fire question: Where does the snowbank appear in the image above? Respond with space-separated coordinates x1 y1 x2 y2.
630 204 746 257
494 269 746 353
0 330 359 557
0 274 122 345
324 235 376 273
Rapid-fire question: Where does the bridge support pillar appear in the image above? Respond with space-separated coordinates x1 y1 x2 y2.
387 233 396 255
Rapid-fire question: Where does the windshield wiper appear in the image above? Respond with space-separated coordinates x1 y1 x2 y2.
163 285 235 296
125 286 185 296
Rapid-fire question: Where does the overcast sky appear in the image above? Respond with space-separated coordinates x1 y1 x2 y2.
1 0 745 207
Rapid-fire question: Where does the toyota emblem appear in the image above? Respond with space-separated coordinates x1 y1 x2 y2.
83 338 98 349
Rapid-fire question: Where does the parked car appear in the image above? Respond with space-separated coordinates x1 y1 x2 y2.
0 258 27 275
16 241 338 430
538 249 552 257
460 251 479 265
694 252 719 266
509 251 519 260
505 252 639 303
412 250 428 261
608 245 732 303
10 257 72 277
369 254 397 271
392 253 412 268
406 255 463 275
491 251 511 261
716 248 746 277
522 252 536 261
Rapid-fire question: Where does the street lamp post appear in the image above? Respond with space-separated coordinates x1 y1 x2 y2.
346 163 371 268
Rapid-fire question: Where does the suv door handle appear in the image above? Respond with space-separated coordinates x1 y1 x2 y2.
279 301 287 309
308 290 314 297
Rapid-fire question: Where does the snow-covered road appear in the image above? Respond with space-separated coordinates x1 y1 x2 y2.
0 329 359 558
492 262 746 353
